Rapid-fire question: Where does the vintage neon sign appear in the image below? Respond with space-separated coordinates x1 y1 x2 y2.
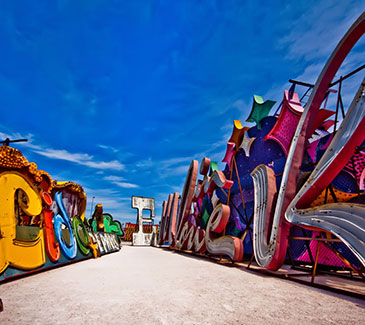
159 13 365 274
160 157 243 261
0 146 121 282
251 12 365 270
0 172 45 273
131 196 156 246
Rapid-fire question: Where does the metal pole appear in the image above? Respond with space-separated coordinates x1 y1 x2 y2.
90 196 95 218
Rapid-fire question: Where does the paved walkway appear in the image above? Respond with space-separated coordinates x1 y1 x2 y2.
0 246 364 324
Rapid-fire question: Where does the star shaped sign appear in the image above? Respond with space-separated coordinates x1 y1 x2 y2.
239 130 255 157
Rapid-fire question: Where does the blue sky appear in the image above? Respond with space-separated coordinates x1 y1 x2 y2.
0 1 364 224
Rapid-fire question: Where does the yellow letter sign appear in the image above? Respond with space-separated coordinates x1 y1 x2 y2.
0 172 45 273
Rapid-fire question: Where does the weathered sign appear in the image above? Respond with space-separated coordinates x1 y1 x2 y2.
131 196 156 246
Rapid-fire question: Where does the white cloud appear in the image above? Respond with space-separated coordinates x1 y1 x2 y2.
83 187 121 197
98 144 119 153
0 131 34 145
135 155 192 178
232 99 250 111
0 130 125 171
136 157 154 168
33 148 124 170
279 2 361 62
164 164 189 177
83 160 123 171
103 175 138 188
294 63 324 85
104 175 126 181
161 156 192 167
33 148 92 162
114 181 139 188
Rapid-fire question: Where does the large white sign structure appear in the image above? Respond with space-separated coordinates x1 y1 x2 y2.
131 196 156 246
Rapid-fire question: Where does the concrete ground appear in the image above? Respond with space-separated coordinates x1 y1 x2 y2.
0 246 364 324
